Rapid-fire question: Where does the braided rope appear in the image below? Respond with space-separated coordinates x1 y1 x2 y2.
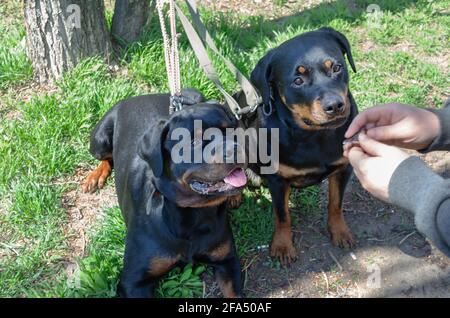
156 0 181 114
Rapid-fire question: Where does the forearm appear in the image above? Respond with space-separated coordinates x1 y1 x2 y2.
420 105 450 152
388 156 450 257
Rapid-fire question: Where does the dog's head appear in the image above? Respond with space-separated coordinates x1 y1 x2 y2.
251 27 356 130
138 103 247 208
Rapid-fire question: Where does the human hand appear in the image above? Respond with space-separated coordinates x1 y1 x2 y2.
344 132 410 202
345 103 440 150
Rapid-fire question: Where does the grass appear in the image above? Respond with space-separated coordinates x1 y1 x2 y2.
0 5 33 90
0 0 449 297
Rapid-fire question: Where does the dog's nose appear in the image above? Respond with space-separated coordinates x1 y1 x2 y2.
322 96 345 115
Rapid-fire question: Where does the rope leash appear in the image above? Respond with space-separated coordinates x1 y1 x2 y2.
184 0 262 115
175 0 263 119
156 0 182 113
156 0 264 118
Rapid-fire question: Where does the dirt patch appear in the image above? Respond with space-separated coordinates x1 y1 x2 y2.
387 41 450 71
60 167 118 278
12 82 59 103
0 1 23 28
421 150 450 177
359 40 377 54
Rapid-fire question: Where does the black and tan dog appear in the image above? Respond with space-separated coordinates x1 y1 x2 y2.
245 27 358 264
82 89 247 297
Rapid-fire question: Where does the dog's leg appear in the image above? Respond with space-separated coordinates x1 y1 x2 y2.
118 255 178 298
118 237 179 298
214 256 242 298
82 107 116 193
328 164 355 248
117 275 158 298
267 176 296 265
207 241 242 298
82 158 112 193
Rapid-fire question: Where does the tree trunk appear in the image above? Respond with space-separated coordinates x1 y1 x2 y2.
111 0 155 46
24 0 112 83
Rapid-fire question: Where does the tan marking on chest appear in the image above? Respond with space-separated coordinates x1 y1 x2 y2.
278 163 322 179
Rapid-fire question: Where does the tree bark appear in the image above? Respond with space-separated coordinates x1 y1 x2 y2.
24 0 112 83
111 0 154 45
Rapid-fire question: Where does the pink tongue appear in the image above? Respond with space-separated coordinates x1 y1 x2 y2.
223 169 247 188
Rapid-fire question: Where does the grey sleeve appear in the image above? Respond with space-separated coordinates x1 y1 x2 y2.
420 104 450 152
388 156 450 257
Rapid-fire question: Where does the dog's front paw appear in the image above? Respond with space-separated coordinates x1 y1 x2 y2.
270 230 297 265
329 220 355 248
81 160 111 194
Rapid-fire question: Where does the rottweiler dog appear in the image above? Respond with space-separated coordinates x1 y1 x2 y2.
82 89 247 297
246 27 358 265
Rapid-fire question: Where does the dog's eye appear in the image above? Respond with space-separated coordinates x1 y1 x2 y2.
332 64 342 73
294 77 304 86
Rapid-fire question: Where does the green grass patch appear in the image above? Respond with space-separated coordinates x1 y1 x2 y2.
0 57 143 297
230 186 320 256
66 207 205 298
0 22 33 89
231 188 274 256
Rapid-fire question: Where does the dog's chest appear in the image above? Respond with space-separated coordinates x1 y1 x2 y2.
274 130 348 185
173 208 227 255
278 157 348 187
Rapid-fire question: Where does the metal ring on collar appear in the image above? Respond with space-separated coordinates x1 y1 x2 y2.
262 100 273 116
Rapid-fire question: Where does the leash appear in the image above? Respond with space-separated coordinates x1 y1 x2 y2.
175 1 263 119
156 0 182 114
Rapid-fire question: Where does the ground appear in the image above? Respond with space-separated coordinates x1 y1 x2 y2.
0 0 449 297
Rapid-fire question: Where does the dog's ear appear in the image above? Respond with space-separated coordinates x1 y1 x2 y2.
138 120 169 177
251 49 276 107
319 27 356 73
